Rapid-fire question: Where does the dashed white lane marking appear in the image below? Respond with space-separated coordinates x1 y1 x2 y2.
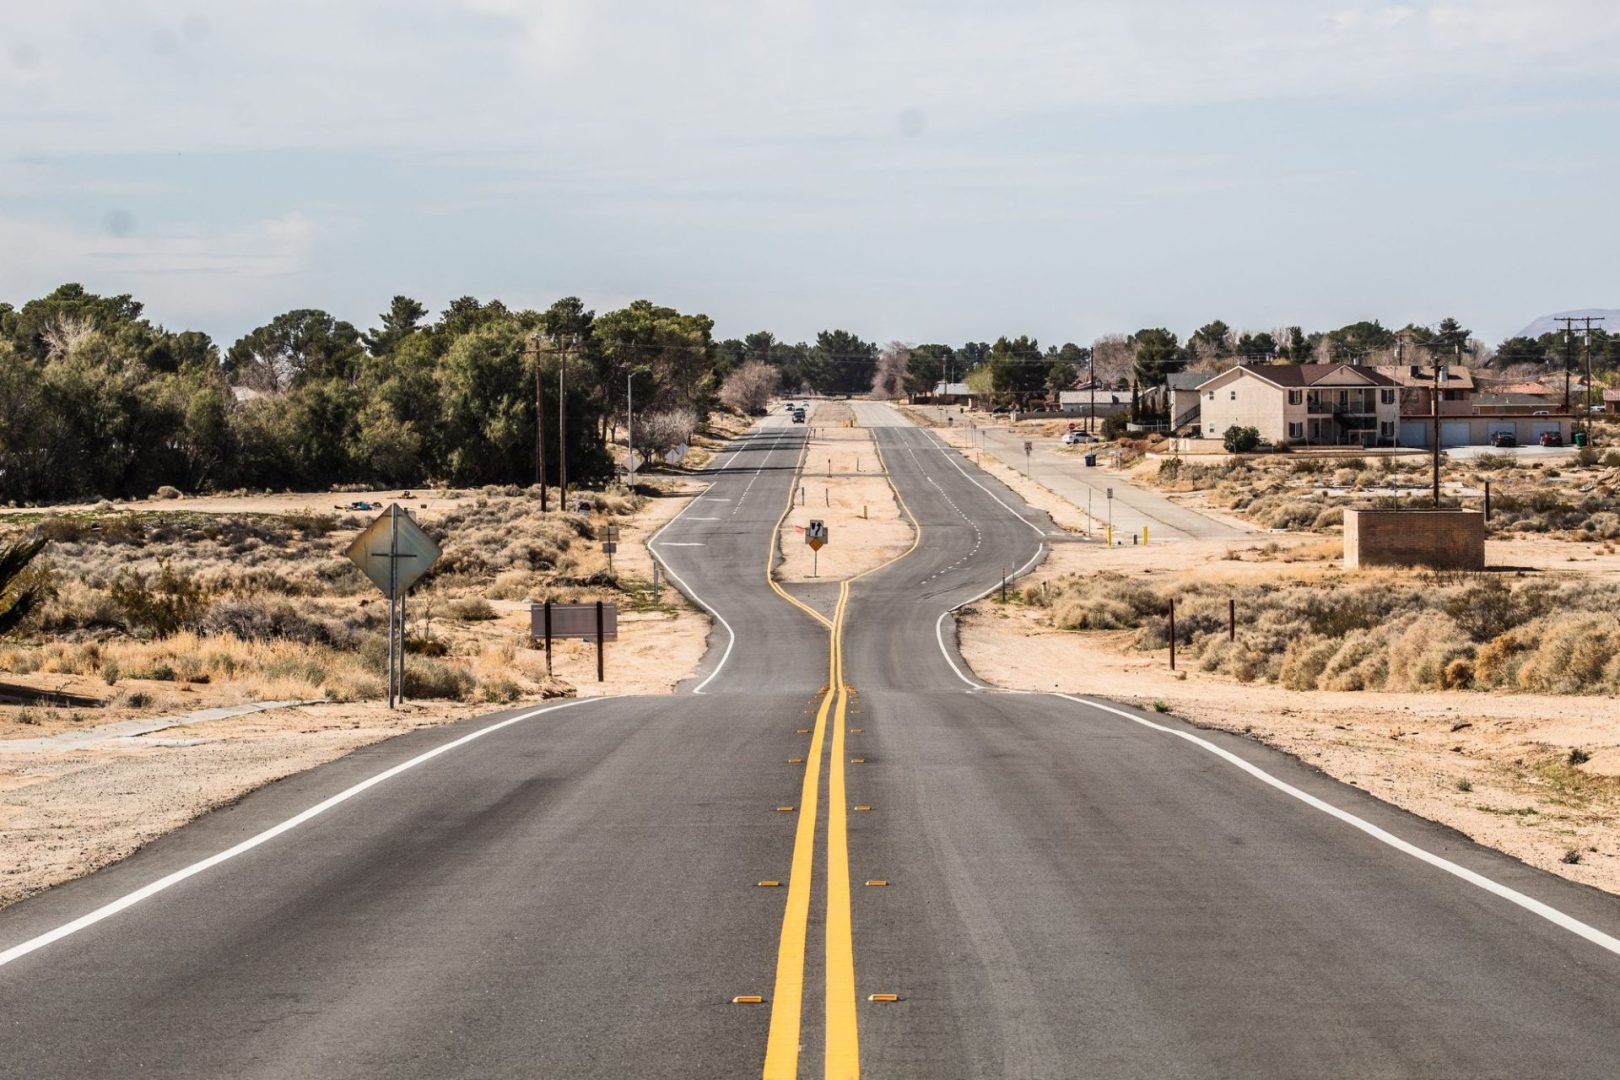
0 697 607 970
1058 694 1620 962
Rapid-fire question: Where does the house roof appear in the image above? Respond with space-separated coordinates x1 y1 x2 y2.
1373 365 1478 389
932 381 973 396
1225 363 1396 388
1475 393 1562 406
1485 381 1561 397
1165 371 1218 391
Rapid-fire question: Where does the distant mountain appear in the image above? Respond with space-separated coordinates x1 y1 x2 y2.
1515 309 1620 339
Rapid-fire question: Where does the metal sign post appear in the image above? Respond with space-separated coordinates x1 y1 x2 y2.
1024 440 1033 476
1106 487 1114 548
806 519 828 578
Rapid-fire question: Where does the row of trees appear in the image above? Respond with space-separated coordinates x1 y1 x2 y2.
0 285 912 503
4 283 1614 502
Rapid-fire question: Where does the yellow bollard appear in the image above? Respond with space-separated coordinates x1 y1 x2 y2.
1107 525 1113 547
1143 526 1149 545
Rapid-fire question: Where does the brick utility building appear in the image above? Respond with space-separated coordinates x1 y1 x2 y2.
1197 363 1401 447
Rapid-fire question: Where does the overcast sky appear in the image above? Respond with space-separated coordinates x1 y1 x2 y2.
4 1 1618 348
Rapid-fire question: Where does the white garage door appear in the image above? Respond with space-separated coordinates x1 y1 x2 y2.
1440 421 1471 447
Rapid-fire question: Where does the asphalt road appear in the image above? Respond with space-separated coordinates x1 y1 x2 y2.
4 402 1620 1078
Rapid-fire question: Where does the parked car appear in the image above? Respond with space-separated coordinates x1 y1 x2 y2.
1060 431 1097 445
1490 431 1518 448
1539 431 1565 447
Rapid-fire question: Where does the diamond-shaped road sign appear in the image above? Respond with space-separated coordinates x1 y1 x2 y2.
345 504 442 598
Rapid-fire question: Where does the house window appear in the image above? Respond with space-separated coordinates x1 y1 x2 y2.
1380 421 1395 438
1207 391 1215 401
1287 421 1304 440
1287 389 1302 405
1230 391 1237 400
1380 388 1396 405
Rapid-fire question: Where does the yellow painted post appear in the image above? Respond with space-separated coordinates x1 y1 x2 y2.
1143 526 1149 545
1107 525 1113 547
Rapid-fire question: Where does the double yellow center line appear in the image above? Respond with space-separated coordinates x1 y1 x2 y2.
761 411 923 1079
763 580 859 1080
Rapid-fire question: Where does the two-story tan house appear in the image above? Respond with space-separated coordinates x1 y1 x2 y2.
1198 363 1401 447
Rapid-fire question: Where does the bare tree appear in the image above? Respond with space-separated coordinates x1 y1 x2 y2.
41 315 98 360
871 342 909 399
637 409 698 459
1090 335 1135 389
719 360 780 415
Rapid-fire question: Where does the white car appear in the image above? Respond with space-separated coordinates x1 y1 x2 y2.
1061 431 1097 446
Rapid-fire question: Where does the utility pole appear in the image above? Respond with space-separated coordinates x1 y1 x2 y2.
558 333 569 509
1430 348 1450 508
1578 316 1601 443
530 334 548 513
1555 316 1578 414
626 369 636 487
1089 348 1096 436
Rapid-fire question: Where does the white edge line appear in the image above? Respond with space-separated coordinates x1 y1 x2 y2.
1057 693 1620 960
0 696 605 970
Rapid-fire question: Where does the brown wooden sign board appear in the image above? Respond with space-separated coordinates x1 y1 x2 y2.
531 602 618 641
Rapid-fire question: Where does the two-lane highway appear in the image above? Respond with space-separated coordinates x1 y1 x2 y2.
5 401 1620 1079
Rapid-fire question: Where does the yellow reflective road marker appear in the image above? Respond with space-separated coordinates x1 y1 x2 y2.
853 805 871 812
825 580 860 1080
757 881 782 888
734 995 766 1005
864 880 888 887
850 758 865 764
776 806 795 812
868 994 900 1003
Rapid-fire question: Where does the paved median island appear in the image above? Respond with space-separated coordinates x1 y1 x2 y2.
775 401 914 583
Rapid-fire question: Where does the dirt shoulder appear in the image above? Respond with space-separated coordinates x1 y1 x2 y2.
0 481 711 909
776 401 913 583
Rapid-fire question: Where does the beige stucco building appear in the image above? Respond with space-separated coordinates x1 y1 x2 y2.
1197 363 1401 447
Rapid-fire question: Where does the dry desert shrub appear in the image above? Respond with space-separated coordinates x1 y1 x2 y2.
1035 569 1620 696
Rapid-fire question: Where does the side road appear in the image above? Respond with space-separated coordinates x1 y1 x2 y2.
904 403 1251 540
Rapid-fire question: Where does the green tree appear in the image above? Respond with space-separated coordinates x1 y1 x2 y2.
1493 336 1547 368
362 295 429 358
1223 425 1260 453
225 310 365 392
1132 328 1182 387
905 344 955 398
1235 331 1277 359
1284 326 1313 363
812 330 877 395
0 538 49 637
1192 321 1232 359
986 335 1045 406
